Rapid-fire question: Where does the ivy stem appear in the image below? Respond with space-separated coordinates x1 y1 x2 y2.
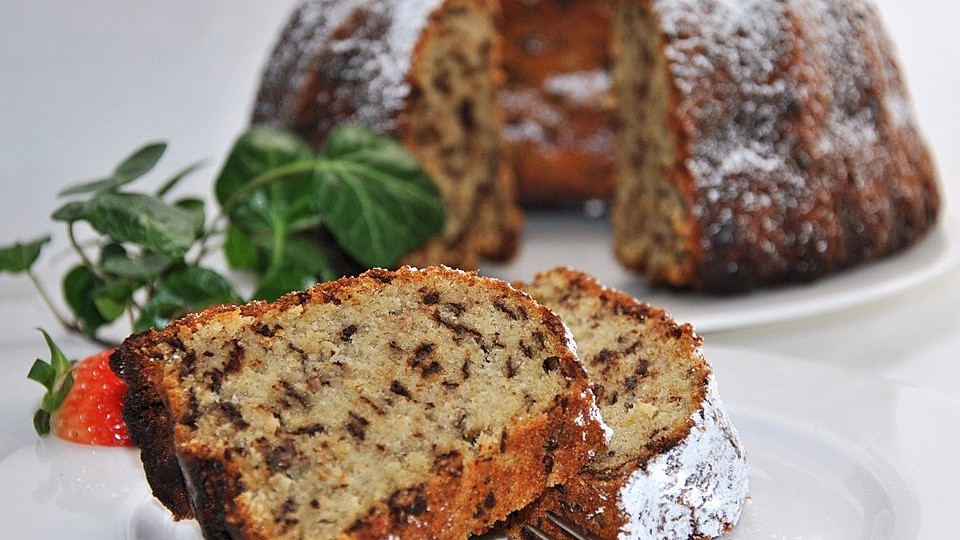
267 176 288 275
192 160 318 265
220 160 318 215
66 222 108 282
126 299 137 332
26 270 74 331
269 217 287 275
26 270 118 349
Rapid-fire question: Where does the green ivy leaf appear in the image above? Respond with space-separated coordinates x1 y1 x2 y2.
100 247 173 280
50 200 89 222
62 265 108 336
58 142 167 196
315 126 444 267
174 197 206 237
156 160 206 198
281 235 337 281
82 192 198 259
214 126 325 280
223 224 260 271
113 142 167 183
252 266 317 303
93 279 139 322
215 127 317 220
0 236 51 273
243 233 336 301
136 266 242 331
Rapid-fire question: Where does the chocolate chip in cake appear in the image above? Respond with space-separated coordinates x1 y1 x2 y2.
542 356 561 372
388 485 428 524
390 380 413 399
493 300 520 320
543 454 555 474
219 402 248 429
341 324 358 342
432 451 463 477
280 380 311 408
289 423 326 436
225 340 244 374
267 439 300 473
505 358 518 378
458 99 476 131
253 322 276 337
410 342 436 368
422 290 441 304
422 361 442 377
346 411 370 441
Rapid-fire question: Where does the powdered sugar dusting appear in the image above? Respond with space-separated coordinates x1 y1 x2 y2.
578 389 614 443
564 321 614 444
544 69 612 106
618 375 749 539
254 0 445 134
658 0 804 212
499 88 615 155
652 0 936 284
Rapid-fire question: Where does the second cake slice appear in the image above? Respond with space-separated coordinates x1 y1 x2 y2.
508 267 749 539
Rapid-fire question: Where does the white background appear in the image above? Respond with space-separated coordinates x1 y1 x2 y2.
0 1 959 537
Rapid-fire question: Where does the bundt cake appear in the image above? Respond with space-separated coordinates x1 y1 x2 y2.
610 0 940 292
505 267 749 539
254 0 940 293
252 0 522 270
110 266 609 540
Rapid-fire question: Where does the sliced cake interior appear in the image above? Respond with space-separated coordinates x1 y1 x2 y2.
400 0 520 264
610 0 696 287
507 267 748 539
112 266 606 540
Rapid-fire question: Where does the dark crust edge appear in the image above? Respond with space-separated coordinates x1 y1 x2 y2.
111 337 194 520
178 448 252 540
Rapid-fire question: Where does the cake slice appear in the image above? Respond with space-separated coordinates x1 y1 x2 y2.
111 266 608 540
506 267 749 539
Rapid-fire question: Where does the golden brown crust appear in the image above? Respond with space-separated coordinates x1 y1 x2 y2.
113 266 606 540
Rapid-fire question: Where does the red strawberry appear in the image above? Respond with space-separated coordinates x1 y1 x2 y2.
28 330 131 446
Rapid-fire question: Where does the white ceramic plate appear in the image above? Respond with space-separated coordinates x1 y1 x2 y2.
1 346 956 538
482 210 959 333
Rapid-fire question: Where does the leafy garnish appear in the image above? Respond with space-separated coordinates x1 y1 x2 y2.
0 236 50 273
26 329 76 436
57 192 200 259
315 125 445 267
136 266 242 331
58 142 167 196
1 125 444 346
216 125 444 296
